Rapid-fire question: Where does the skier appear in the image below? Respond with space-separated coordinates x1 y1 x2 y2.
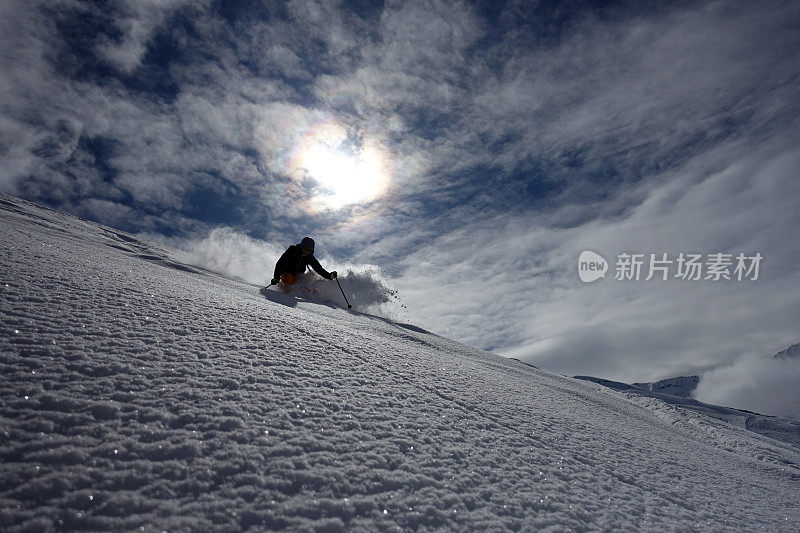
269 237 337 288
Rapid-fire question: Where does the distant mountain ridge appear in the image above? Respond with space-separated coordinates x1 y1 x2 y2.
632 375 699 398
573 342 800 446
774 343 800 360
610 341 800 400
573 375 800 447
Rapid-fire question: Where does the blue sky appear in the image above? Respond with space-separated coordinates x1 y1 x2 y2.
2 0 799 387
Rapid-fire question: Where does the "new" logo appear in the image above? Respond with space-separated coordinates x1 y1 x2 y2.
578 251 608 283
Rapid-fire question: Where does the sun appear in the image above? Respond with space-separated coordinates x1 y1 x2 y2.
289 121 390 209
303 145 387 208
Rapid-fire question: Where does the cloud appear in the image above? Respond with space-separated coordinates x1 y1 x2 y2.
694 355 800 421
470 2 800 201
96 0 205 73
338 1 800 382
392 139 800 382
0 2 303 232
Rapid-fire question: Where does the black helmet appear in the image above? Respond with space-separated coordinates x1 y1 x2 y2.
299 237 315 251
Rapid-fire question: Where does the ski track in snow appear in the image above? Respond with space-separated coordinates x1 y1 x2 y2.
1 193 800 531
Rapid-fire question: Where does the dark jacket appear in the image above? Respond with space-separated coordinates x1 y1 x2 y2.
273 245 332 280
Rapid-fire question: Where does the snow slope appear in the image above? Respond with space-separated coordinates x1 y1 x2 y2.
1 193 800 531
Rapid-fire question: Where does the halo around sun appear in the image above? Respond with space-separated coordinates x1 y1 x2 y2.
288 120 390 210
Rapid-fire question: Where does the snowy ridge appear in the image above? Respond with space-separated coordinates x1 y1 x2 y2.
632 375 699 398
2 193 800 531
574 376 800 447
774 343 800 360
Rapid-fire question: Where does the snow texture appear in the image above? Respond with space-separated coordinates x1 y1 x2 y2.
2 193 800 531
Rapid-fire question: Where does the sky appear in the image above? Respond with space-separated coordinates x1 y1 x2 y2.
1 0 799 388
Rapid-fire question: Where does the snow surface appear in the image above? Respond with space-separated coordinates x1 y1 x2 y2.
2 193 800 531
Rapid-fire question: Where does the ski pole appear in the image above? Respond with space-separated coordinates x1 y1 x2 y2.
334 276 352 309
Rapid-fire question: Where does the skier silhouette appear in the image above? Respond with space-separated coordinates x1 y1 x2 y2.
270 237 337 287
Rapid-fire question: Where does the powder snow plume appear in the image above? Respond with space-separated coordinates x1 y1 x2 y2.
174 228 404 317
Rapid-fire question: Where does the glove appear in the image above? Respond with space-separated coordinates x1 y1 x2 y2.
270 277 279 285
330 271 338 279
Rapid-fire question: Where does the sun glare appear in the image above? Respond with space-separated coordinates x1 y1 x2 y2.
289 121 390 209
